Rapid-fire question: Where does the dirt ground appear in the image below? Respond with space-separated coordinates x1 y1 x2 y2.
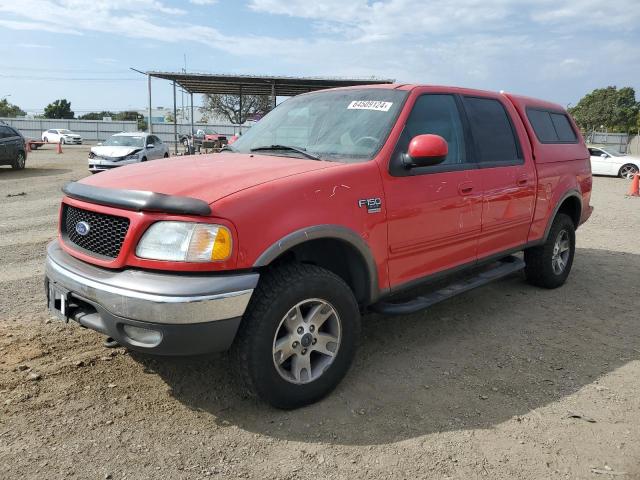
1 146 639 480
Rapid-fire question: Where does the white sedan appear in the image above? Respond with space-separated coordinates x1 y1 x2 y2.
41 129 83 145
588 146 640 179
88 132 169 173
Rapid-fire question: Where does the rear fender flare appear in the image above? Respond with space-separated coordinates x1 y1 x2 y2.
542 189 582 242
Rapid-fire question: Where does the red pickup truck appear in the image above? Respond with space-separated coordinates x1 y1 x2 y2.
46 84 592 408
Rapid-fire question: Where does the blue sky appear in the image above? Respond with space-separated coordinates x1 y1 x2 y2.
0 0 638 114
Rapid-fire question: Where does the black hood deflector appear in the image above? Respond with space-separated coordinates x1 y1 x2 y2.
62 182 212 216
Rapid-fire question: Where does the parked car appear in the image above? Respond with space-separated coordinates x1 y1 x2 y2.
0 122 27 170
41 129 83 145
179 129 228 149
46 85 592 409
588 145 639 179
88 132 169 173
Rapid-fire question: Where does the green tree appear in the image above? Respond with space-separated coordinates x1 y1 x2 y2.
112 111 146 130
44 99 74 119
0 98 26 117
569 86 639 132
78 111 115 120
201 94 273 124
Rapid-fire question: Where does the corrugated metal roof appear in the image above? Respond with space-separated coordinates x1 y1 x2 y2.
146 71 395 96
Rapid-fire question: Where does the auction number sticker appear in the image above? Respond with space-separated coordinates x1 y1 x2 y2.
347 100 393 112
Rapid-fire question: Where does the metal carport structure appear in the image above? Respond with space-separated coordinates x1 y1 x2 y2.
132 70 394 153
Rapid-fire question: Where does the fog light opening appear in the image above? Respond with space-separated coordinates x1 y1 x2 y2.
122 325 163 348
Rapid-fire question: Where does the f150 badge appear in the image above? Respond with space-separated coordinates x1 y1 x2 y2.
358 197 382 214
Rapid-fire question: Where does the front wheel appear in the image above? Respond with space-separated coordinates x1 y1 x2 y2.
59 138 65 145
231 263 360 409
524 213 575 289
12 151 26 170
619 164 638 179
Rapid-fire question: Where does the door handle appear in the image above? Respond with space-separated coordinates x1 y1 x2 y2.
516 175 529 186
458 182 474 195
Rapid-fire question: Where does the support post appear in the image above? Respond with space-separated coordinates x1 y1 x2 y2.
238 85 243 134
147 74 152 133
190 92 194 136
173 81 178 155
272 81 276 109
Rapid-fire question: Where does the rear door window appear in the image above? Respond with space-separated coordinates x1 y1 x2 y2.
462 96 522 166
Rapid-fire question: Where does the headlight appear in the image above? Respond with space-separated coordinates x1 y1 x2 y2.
136 222 232 262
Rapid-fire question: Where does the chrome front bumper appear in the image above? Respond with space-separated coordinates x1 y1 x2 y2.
45 241 258 354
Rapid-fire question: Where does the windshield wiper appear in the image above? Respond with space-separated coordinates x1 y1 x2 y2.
250 145 322 161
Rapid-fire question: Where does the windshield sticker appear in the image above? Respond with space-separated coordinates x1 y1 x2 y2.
347 101 393 112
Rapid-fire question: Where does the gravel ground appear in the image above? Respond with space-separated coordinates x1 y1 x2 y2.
1 146 639 480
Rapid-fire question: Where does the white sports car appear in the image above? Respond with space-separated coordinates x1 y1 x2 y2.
588 146 639 179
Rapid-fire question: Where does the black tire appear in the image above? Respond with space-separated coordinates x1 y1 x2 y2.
231 263 360 409
12 151 26 170
163 152 169 158
619 163 638 179
60 138 65 145
141 157 147 162
182 138 189 148
43 137 48 143
524 213 575 289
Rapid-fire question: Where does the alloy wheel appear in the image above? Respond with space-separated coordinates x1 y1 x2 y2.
272 298 341 384
620 165 638 179
15 152 25 169
551 230 570 275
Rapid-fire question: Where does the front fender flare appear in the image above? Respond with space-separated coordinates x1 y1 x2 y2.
253 225 380 303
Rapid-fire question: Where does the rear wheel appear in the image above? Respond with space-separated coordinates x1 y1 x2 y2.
12 151 26 170
60 138 65 145
141 157 147 162
43 137 48 143
524 213 575 289
619 163 638 179
231 263 360 409
163 152 169 158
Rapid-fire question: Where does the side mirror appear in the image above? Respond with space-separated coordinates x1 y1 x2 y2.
600 153 608 158
403 134 448 168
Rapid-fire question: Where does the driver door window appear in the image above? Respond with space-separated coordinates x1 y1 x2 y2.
390 94 469 176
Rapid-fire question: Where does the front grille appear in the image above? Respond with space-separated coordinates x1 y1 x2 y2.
61 204 130 259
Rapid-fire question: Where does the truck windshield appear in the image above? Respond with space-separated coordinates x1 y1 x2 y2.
230 88 407 162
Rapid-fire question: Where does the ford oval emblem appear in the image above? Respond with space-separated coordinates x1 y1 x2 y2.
75 221 90 236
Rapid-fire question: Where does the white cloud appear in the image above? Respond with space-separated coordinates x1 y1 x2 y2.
17 43 53 49
0 0 638 105
189 0 217 5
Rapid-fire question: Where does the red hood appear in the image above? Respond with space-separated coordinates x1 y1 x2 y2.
80 153 338 204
